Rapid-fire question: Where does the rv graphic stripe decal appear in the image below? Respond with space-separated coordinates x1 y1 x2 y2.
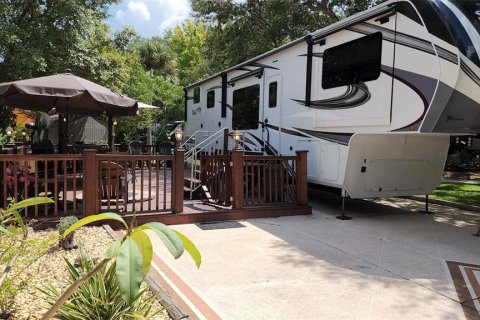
460 60 480 87
293 128 352 145
265 124 309 138
348 23 458 65
293 82 371 109
248 132 278 155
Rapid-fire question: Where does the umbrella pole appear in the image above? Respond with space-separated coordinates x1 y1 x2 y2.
108 116 114 151
58 113 64 154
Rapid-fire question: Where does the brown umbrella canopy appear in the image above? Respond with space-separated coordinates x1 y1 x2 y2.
0 73 138 116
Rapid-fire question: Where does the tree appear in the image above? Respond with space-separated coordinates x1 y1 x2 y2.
134 37 175 78
191 0 383 71
0 0 120 82
164 20 209 86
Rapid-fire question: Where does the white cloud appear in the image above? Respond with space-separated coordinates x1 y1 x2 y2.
109 0 191 37
116 0 151 23
158 15 185 33
153 0 190 33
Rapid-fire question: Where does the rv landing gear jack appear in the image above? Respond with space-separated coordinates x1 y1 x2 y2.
473 225 480 237
336 190 352 220
420 195 433 215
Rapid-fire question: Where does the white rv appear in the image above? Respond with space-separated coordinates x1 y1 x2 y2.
184 0 480 199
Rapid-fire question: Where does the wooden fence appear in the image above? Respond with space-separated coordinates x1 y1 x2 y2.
0 149 184 220
200 150 308 209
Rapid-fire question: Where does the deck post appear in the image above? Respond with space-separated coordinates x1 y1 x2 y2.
173 148 185 213
295 150 308 205
222 128 229 155
232 149 244 209
83 149 98 216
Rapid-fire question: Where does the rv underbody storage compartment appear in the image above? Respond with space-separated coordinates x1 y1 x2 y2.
343 133 450 199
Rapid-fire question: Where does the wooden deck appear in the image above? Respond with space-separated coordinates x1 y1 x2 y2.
1 149 311 228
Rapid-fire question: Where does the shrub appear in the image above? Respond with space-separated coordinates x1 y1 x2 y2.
0 232 57 317
0 197 56 317
41 256 157 320
42 212 201 318
57 216 79 250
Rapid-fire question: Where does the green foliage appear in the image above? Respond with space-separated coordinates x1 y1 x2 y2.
0 197 56 317
0 0 120 82
116 73 184 143
0 133 7 147
43 212 201 317
134 37 175 77
0 231 57 317
41 257 157 320
57 216 79 234
0 103 15 134
191 0 384 71
431 182 480 207
164 20 209 86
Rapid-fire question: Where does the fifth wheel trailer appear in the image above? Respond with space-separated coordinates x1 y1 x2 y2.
184 0 480 199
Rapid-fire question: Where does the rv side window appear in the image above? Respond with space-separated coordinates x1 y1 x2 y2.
232 84 260 130
322 32 382 89
193 87 200 104
269 82 277 108
207 90 215 108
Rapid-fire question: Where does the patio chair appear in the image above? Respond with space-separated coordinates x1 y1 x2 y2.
129 141 149 167
100 161 126 201
31 141 58 198
155 141 174 155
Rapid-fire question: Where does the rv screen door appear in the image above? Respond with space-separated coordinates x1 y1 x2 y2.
263 74 282 155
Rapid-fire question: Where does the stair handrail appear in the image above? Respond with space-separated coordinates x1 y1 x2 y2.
183 127 229 199
182 130 215 149
184 128 229 159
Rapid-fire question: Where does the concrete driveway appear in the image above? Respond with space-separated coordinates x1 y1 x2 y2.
150 189 480 320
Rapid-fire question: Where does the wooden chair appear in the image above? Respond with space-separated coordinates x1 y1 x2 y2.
100 161 126 201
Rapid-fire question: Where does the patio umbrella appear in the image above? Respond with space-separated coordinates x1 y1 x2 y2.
0 73 138 116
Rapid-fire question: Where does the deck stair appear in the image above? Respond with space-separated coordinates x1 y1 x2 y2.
182 128 229 200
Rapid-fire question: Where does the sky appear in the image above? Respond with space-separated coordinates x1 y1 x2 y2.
106 0 192 37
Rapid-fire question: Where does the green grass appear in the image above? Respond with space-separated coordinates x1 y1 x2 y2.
430 182 480 206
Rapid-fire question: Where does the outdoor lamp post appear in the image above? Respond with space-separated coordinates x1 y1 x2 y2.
174 127 184 149
233 130 242 150
6 126 13 143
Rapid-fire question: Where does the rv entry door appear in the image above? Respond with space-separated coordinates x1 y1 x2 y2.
263 74 282 155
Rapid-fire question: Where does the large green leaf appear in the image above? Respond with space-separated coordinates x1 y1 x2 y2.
62 213 128 238
174 230 202 269
105 238 123 259
116 237 144 304
131 230 153 276
7 197 54 212
141 222 184 259
8 205 26 232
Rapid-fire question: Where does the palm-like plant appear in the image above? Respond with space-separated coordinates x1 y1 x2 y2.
42 212 201 319
41 257 157 320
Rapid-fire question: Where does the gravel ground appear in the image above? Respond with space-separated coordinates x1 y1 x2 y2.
8 226 171 320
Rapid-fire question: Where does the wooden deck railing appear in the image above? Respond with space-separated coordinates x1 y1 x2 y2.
200 155 232 206
0 149 185 221
0 154 84 219
201 150 308 209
